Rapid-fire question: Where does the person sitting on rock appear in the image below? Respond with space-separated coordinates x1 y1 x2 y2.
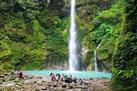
64 77 72 83
16 70 20 77
19 71 23 78
52 74 56 81
73 77 77 83
64 74 68 78
50 72 53 81
50 73 56 81
60 73 64 82
56 73 61 82
64 75 74 83
70 75 72 79
79 79 83 85
16 70 23 78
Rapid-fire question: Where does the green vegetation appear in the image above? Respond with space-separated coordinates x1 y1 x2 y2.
0 0 68 71
0 0 137 90
0 0 124 71
79 0 125 70
111 0 137 90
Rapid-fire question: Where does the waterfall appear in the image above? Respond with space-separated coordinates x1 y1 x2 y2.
94 43 101 71
68 0 78 71
94 49 98 71
47 0 50 3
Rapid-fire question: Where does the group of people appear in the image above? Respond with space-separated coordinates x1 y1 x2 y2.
11 70 84 84
50 73 83 84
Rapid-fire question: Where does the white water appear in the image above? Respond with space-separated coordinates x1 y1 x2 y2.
94 44 101 71
47 0 50 3
69 0 78 71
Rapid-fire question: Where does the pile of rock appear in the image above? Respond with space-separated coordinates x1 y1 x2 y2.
0 73 113 91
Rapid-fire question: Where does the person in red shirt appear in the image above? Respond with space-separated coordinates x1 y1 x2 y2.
50 73 56 81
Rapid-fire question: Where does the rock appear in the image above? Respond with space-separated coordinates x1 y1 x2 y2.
35 89 40 91
9 77 15 81
0 72 113 91
80 86 87 89
37 83 43 86
33 81 37 83
22 90 26 91
68 85 73 89
53 84 57 87
4 73 9 76
0 75 5 78
62 84 67 88
41 87 47 90
68 83 74 89
38 77 42 79
27 76 34 79
89 78 93 80
47 83 51 87
66 89 74 91
2 79 6 82
88 87 94 91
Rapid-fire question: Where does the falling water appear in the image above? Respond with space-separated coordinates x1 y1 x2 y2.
68 0 78 71
94 44 101 71
47 0 50 3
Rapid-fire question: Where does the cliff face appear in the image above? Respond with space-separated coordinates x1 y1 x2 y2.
0 0 68 71
0 0 124 71
76 0 124 71
111 0 137 90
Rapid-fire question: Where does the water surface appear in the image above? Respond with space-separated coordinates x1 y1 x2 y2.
23 70 111 79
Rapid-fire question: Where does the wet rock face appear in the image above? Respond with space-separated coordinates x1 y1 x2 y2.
0 73 113 91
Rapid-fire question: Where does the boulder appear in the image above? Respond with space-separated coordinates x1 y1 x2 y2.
62 84 67 88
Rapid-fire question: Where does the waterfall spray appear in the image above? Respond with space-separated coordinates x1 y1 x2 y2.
68 0 78 71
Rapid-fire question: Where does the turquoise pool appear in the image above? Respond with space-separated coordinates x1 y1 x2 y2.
23 70 111 79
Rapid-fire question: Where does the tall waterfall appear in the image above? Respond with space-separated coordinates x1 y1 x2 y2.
94 44 101 71
68 0 78 71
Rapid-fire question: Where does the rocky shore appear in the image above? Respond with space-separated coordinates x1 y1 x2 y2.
0 73 113 91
